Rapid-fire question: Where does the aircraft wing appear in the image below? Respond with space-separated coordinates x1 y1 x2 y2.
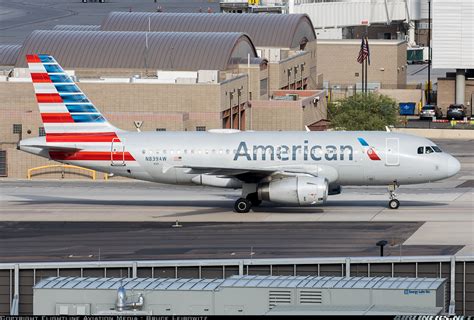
172 164 334 183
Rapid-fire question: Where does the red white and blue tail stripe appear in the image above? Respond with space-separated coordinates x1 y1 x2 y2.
27 54 135 163
27 54 119 139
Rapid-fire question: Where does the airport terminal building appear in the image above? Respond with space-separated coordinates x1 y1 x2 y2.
0 12 327 179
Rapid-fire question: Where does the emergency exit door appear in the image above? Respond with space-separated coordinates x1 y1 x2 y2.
385 138 399 166
111 138 125 166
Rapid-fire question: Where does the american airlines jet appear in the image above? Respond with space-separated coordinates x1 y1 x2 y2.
19 55 461 212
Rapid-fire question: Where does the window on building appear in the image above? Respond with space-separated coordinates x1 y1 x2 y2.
38 127 46 137
13 124 22 134
260 78 268 97
196 126 206 131
0 150 6 177
156 128 166 131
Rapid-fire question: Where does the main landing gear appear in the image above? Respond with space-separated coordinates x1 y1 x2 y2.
234 192 261 213
388 182 400 209
234 198 252 213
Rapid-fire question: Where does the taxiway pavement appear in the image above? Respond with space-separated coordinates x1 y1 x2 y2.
0 139 472 261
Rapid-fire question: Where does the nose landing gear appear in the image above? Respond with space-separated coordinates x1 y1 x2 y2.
388 182 400 209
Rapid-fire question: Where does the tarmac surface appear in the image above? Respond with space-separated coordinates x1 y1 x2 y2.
0 0 220 44
0 221 461 262
0 139 473 261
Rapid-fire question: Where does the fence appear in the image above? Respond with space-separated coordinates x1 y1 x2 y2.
1 255 473 315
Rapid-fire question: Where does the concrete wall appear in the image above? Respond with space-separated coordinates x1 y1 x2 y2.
317 40 407 89
268 51 314 93
378 88 425 114
392 128 474 140
250 90 327 131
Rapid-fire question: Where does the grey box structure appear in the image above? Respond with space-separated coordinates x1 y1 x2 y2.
33 275 447 315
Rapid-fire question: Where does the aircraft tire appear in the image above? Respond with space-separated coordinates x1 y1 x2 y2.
234 198 252 213
388 199 400 209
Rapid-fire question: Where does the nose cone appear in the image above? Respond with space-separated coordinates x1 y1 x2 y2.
447 156 461 178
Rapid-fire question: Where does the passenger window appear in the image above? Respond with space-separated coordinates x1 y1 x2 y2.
432 146 442 153
425 146 434 154
417 147 424 154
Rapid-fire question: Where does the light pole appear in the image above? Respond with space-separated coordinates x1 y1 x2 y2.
237 87 242 130
427 0 431 105
229 90 234 129
300 63 305 90
293 66 298 90
287 68 291 89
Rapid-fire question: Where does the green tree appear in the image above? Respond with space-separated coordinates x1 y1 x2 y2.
328 93 399 131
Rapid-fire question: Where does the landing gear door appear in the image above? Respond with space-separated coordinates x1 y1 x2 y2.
385 138 399 166
111 138 125 166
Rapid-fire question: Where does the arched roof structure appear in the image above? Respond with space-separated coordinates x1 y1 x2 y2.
53 25 101 31
101 12 316 48
0 45 21 66
15 30 258 71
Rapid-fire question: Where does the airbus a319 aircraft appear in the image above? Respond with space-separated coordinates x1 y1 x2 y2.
19 55 461 212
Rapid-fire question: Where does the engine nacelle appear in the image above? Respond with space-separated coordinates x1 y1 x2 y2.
258 176 328 206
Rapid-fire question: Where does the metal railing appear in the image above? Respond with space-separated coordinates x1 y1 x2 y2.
27 164 97 180
1 255 472 315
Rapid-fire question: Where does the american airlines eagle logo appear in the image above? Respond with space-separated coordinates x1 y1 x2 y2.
357 138 381 161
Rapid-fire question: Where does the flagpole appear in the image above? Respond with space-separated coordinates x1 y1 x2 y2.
365 56 368 95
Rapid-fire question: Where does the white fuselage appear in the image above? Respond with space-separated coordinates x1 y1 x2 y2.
20 130 461 188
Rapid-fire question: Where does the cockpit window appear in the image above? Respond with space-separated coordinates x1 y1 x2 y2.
417 147 424 154
432 146 442 153
425 146 434 154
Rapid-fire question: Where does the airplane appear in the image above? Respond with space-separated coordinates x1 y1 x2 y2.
19 55 461 212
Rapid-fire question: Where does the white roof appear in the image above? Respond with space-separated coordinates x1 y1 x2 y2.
34 275 445 291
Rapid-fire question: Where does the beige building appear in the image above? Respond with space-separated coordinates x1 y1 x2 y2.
0 12 325 179
317 39 407 92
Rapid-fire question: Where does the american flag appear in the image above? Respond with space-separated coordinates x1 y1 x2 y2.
357 37 370 64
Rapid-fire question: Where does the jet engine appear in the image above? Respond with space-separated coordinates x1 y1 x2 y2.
257 176 328 206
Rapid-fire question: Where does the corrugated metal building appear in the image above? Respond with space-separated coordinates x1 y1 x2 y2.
33 275 447 315
100 12 316 49
433 0 474 110
0 45 21 67
15 30 258 71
